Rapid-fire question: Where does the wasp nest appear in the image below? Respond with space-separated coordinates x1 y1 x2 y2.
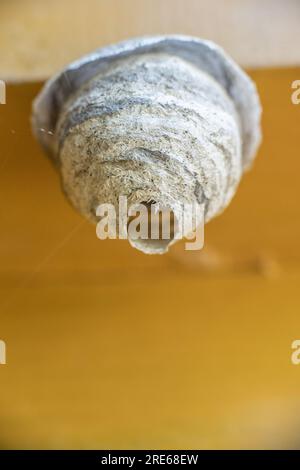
32 36 261 254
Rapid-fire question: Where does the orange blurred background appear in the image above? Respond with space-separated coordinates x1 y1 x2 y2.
0 0 300 449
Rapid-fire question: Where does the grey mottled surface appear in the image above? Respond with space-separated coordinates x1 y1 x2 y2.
32 36 261 254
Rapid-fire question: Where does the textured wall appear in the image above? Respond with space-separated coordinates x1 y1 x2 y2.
1 68 300 449
0 0 300 80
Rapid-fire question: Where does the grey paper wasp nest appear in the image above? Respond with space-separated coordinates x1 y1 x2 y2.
32 36 261 254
